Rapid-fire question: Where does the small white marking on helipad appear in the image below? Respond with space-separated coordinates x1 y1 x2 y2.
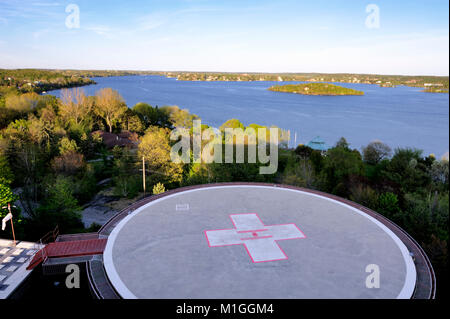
176 204 190 211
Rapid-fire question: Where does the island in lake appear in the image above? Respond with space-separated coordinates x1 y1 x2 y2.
268 83 365 96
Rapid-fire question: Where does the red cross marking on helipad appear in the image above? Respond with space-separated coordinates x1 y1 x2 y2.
204 213 306 263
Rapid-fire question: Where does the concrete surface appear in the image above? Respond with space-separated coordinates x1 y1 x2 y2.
81 192 119 228
104 185 416 299
0 240 39 299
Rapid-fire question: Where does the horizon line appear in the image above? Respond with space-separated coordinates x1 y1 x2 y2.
0 67 448 78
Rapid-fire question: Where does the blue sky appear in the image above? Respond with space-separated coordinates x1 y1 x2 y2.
0 0 448 75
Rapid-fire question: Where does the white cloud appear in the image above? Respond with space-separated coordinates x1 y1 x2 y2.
32 2 61 6
84 25 114 38
32 28 51 40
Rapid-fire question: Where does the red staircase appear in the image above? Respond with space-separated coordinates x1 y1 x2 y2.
27 238 107 270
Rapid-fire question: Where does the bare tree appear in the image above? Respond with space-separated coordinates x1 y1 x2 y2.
362 140 392 164
94 88 127 133
60 88 91 125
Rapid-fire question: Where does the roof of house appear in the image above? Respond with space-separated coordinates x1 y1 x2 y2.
307 136 330 151
92 131 138 149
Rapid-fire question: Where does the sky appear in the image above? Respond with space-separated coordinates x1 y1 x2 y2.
0 0 448 75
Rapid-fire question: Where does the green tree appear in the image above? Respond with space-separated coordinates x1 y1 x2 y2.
183 163 213 186
377 192 401 220
153 182 166 195
282 158 317 189
5 92 41 114
294 145 314 158
133 103 171 128
0 154 13 185
121 109 145 134
0 183 22 239
43 176 80 214
335 137 350 149
34 176 83 233
51 138 85 175
401 192 448 244
382 148 431 194
322 145 363 194
58 137 79 155
0 183 18 219
0 107 18 130
349 184 379 209
220 119 245 131
138 126 183 185
160 105 199 129
112 147 141 198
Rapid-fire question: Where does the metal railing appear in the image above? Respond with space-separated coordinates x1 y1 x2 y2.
29 225 60 267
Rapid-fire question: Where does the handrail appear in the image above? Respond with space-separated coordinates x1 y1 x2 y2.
39 225 59 244
28 225 59 269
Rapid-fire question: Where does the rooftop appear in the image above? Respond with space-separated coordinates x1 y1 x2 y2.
99 183 431 299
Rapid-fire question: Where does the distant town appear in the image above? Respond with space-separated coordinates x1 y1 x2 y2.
1 69 448 96
163 71 449 93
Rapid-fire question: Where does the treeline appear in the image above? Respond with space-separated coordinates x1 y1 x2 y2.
0 69 96 94
0 69 165 96
57 69 159 78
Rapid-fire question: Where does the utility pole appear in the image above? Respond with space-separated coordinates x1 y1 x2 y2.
142 156 146 195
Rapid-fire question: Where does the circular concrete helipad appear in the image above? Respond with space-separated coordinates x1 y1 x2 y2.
104 185 418 299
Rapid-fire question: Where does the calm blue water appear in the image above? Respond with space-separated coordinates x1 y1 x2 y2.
48 75 449 157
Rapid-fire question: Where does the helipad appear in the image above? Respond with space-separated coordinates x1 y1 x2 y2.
102 184 433 299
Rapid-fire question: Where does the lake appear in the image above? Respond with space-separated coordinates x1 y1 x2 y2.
48 75 449 158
